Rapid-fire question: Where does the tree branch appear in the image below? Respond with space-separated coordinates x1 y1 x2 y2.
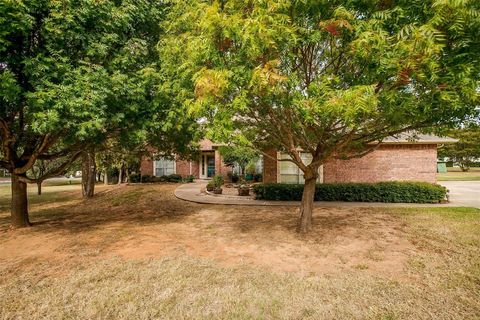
13 134 52 174
22 151 83 184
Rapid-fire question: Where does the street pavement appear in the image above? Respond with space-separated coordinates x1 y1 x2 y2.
439 181 480 208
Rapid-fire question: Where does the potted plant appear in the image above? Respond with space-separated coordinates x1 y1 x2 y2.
238 184 250 196
212 174 224 194
206 181 215 192
245 163 255 181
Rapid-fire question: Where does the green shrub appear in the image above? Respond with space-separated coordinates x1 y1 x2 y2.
212 175 224 188
253 173 263 182
149 176 164 183
183 175 195 183
139 174 183 183
206 181 215 190
129 174 141 183
141 175 153 183
166 174 183 183
253 182 447 203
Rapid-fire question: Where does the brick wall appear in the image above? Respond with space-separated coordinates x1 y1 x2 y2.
141 157 201 178
140 156 154 176
175 159 200 178
199 140 214 151
323 144 438 183
214 150 232 177
191 161 200 178
144 143 437 183
263 149 278 183
176 160 190 177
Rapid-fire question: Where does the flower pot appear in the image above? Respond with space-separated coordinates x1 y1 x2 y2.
238 188 250 196
245 173 254 181
206 185 214 192
213 187 223 194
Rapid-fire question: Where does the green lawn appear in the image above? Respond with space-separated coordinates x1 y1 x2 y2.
437 167 480 181
0 184 479 319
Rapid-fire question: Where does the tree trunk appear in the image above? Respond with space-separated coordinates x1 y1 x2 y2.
104 169 109 185
11 174 31 228
117 163 124 185
297 167 319 233
82 150 96 198
37 182 42 195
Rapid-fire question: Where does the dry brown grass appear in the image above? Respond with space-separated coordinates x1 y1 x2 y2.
0 183 479 319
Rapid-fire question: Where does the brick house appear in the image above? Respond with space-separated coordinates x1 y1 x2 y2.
264 134 455 184
140 134 455 183
140 139 232 179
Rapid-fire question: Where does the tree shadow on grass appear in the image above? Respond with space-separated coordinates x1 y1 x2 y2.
220 205 404 244
0 184 205 234
0 184 404 248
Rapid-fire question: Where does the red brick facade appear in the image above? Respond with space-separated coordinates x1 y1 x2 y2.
323 144 437 183
262 144 438 184
214 151 232 176
263 149 278 183
199 140 214 151
140 157 154 176
142 140 439 183
140 140 231 179
175 159 200 177
141 155 229 178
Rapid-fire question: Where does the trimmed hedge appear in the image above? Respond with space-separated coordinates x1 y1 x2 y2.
129 173 141 183
253 182 447 203
129 174 185 183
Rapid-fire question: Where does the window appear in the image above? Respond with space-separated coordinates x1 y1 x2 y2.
279 153 322 184
154 158 175 176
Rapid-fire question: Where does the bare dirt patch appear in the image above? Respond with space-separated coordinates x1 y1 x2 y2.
0 183 479 319
109 205 412 277
1 184 411 278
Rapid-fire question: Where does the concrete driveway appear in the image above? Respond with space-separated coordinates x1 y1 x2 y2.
440 181 480 208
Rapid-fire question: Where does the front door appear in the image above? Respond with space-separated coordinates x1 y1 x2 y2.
206 155 215 178
200 153 215 179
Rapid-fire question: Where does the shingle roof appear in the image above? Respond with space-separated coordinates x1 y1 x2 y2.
383 133 457 144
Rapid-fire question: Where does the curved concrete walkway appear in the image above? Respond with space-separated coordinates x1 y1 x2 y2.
175 181 462 208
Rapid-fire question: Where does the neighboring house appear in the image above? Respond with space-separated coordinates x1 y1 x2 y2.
140 134 456 183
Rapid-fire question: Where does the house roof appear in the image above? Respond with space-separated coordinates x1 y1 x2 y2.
198 133 457 151
382 133 457 144
199 139 226 151
199 139 215 151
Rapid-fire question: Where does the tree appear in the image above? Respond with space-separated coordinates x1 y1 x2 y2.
219 146 258 175
438 127 480 171
161 0 480 232
96 137 146 185
0 0 171 227
28 157 70 195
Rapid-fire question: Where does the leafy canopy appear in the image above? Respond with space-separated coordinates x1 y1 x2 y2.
0 0 198 182
438 126 480 171
161 0 479 171
219 146 259 173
